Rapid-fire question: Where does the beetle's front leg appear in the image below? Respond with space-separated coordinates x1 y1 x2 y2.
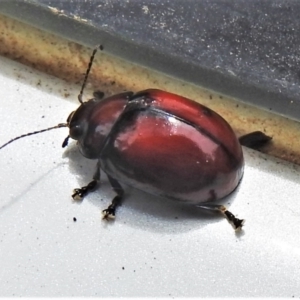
72 160 101 201
102 175 124 220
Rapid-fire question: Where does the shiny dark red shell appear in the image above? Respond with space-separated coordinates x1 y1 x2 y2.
69 89 244 204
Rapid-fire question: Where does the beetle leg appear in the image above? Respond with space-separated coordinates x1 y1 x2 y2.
102 175 124 220
72 160 101 201
196 204 245 231
239 131 272 149
93 90 105 100
62 135 70 148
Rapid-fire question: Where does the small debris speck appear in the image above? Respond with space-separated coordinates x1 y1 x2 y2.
73 217 77 222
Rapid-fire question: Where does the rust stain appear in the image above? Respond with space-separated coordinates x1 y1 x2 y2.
0 14 300 165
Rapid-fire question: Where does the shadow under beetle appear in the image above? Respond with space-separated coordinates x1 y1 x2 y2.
0 45 271 230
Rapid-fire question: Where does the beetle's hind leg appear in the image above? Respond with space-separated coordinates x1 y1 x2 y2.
239 131 272 149
102 175 124 220
196 203 245 231
72 161 101 201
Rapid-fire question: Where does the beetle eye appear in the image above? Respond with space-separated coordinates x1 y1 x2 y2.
69 124 83 140
66 111 75 123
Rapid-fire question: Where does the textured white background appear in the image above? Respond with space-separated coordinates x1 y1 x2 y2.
0 56 300 297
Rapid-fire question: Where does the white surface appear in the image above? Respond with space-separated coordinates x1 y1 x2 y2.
0 56 300 297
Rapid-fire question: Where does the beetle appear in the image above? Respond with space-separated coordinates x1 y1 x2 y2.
0 45 271 230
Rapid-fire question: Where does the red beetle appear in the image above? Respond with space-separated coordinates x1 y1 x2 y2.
0 46 271 230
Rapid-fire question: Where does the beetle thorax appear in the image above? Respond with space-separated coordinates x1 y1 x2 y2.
68 96 128 159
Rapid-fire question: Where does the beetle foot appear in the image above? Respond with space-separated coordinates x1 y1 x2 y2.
72 179 98 201
102 194 122 221
72 189 85 201
102 206 116 220
222 209 245 231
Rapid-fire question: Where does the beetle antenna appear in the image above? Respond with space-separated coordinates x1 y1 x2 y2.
0 123 68 150
78 44 104 104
